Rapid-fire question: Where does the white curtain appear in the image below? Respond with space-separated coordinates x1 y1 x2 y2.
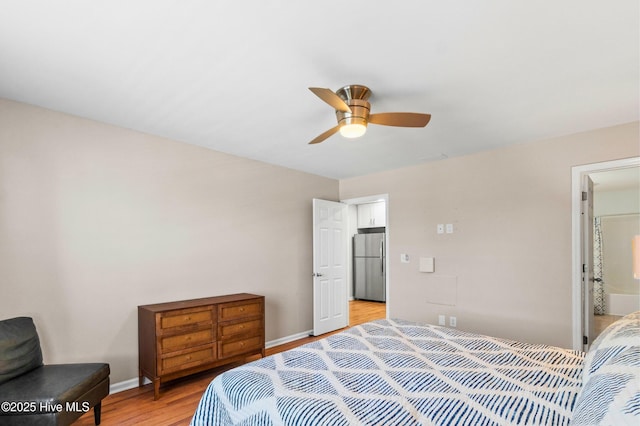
593 217 605 315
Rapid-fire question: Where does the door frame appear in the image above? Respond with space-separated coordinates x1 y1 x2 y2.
571 156 640 350
341 193 390 320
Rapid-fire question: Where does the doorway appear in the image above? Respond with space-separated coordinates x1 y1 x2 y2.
571 157 640 350
591 168 640 336
341 194 390 323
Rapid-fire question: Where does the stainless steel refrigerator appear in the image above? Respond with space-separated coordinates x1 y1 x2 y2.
353 233 386 302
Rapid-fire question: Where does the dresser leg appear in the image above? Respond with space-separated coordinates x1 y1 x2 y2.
153 380 160 400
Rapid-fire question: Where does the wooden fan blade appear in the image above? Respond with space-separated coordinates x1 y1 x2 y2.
309 87 352 113
369 112 431 127
309 125 340 144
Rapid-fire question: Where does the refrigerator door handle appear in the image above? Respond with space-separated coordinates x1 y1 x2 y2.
380 240 384 274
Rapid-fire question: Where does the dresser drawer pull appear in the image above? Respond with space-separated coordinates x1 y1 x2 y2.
185 316 191 321
186 355 192 361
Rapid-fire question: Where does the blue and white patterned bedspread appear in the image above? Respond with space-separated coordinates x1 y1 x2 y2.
191 319 584 425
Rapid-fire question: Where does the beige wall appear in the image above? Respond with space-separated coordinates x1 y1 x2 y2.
340 122 639 348
0 99 338 383
2 96 638 384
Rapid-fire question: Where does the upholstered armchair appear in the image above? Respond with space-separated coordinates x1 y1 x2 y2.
0 317 110 425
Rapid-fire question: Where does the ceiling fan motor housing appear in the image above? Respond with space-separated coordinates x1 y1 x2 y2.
336 84 371 102
335 85 372 128
336 99 370 128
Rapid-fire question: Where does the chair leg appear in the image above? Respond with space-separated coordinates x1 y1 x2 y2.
94 402 102 425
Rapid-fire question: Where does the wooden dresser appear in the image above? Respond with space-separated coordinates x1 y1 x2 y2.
138 293 265 399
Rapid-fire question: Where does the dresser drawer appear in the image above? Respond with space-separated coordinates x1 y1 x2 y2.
160 328 214 352
160 308 213 330
160 345 216 374
218 335 263 359
218 300 262 321
218 318 262 340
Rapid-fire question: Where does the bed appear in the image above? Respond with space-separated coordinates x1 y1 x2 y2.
191 313 639 425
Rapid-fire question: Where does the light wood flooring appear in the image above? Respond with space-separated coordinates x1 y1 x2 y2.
594 314 622 336
75 300 386 426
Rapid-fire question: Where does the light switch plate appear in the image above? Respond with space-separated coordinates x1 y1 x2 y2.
446 224 454 234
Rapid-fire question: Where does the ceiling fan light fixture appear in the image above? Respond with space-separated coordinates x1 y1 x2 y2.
338 111 368 139
340 122 367 138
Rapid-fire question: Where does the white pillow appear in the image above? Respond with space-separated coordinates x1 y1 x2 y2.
571 311 640 425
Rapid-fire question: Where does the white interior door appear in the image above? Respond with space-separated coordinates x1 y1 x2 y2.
312 198 348 336
581 175 595 350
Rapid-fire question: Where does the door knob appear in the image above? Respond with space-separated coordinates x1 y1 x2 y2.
313 272 324 277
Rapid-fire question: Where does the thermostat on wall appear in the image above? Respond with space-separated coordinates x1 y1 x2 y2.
419 257 435 273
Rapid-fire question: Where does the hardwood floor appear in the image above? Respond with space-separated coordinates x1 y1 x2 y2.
75 300 385 426
594 313 622 336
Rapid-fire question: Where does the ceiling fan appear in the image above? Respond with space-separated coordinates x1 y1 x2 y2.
308 84 431 145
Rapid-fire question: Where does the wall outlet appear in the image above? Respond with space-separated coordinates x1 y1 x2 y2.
449 316 457 327
400 253 410 263
438 315 446 326
437 224 444 234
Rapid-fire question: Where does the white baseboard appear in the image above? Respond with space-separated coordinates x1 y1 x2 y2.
108 329 313 394
109 377 147 394
265 329 313 348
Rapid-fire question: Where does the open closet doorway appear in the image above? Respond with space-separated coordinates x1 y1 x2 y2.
342 194 390 325
571 157 640 351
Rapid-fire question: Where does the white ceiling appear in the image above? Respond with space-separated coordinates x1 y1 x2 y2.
1 1 638 179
